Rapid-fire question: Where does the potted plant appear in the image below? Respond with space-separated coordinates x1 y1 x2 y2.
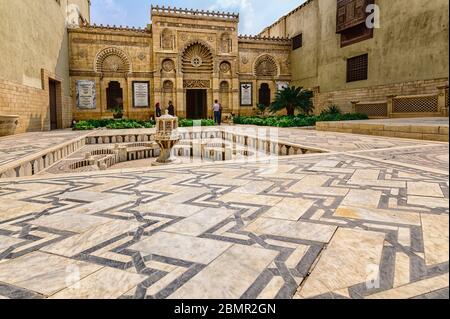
112 106 123 119
112 97 124 119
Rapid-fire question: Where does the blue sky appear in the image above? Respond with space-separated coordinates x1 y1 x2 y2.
91 0 306 35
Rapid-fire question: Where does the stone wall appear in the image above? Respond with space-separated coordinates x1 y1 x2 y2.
0 70 73 133
317 78 449 114
260 0 449 115
69 26 153 121
0 0 90 133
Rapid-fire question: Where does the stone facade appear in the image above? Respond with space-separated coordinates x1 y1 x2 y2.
0 0 448 134
69 6 292 120
260 0 449 114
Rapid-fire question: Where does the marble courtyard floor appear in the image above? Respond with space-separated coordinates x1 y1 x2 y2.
0 125 448 299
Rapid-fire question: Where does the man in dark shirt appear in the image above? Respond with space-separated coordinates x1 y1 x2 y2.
155 102 162 118
168 101 175 116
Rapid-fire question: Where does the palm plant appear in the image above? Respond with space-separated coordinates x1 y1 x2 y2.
269 86 314 116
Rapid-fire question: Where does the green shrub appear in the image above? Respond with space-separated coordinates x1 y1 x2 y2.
73 119 154 130
232 112 368 128
321 105 342 116
178 119 215 127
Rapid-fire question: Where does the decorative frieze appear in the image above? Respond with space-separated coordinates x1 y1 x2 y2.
183 80 211 88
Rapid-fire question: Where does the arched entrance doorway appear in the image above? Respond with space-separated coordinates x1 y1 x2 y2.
181 41 213 119
259 83 271 107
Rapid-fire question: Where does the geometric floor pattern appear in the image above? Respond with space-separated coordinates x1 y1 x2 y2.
0 128 448 299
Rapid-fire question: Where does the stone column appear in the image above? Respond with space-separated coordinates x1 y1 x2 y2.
350 101 359 114
386 95 397 118
437 85 449 117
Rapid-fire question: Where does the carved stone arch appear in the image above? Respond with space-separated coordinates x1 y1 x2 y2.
161 28 174 50
95 47 131 73
220 32 232 53
181 40 214 73
219 80 230 92
162 80 174 93
254 54 279 77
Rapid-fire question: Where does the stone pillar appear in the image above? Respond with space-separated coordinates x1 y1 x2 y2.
437 86 449 117
386 95 397 118
350 101 359 114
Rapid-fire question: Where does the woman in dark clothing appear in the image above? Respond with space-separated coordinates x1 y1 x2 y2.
168 101 175 116
155 102 162 118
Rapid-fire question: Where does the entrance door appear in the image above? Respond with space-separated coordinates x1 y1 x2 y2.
259 83 271 107
186 89 207 119
49 80 58 130
107 81 123 110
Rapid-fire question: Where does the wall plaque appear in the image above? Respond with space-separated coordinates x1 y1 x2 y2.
76 80 96 109
240 82 253 106
133 81 150 108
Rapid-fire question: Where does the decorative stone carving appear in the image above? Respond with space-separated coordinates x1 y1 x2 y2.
138 52 146 61
220 33 232 53
191 56 203 68
219 81 230 92
103 55 123 72
152 111 180 166
161 29 174 50
182 42 213 73
95 47 131 74
183 80 211 88
219 61 231 73
254 54 278 77
162 59 175 72
241 55 249 64
163 80 174 92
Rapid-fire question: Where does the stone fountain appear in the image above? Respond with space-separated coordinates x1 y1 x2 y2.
152 110 181 166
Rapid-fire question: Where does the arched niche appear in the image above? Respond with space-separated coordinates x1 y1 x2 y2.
181 41 213 74
254 54 278 77
95 47 131 74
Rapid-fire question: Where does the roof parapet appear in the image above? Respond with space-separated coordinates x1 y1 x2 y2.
238 34 291 42
79 22 150 33
151 5 239 20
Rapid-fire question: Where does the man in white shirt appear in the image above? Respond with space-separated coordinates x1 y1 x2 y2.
213 100 222 125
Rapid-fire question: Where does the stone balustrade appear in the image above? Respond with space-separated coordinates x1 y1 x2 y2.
0 138 86 179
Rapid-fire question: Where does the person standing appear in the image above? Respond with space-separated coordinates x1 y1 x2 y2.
168 101 175 116
155 102 162 118
213 100 221 126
